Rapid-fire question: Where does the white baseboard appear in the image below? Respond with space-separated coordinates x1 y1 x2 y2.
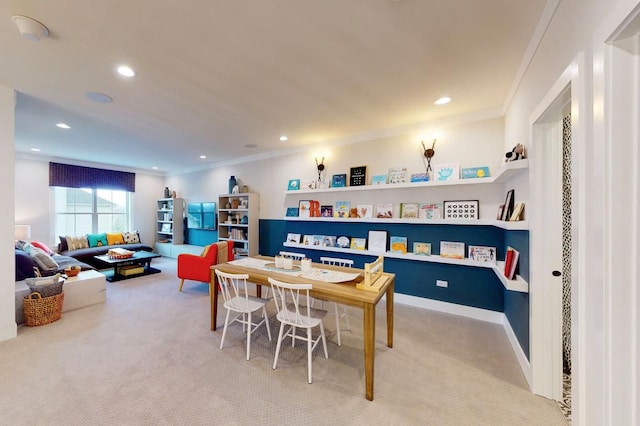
502 315 532 388
395 293 504 324
395 293 529 386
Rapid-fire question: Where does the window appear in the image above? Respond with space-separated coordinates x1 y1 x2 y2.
187 202 217 230
53 187 132 237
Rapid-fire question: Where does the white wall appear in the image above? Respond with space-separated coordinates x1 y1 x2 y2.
505 0 640 424
0 86 17 341
14 157 164 248
167 115 506 218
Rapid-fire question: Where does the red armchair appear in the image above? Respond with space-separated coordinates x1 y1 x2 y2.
177 242 234 292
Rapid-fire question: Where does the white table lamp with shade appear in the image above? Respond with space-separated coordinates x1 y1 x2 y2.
14 224 31 242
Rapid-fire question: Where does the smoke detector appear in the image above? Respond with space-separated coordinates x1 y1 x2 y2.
11 15 49 41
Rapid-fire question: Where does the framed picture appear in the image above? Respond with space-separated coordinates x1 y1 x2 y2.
388 167 407 184
287 179 300 191
390 236 408 254
400 202 420 219
298 200 311 218
413 242 431 256
336 236 350 248
461 166 490 179
367 230 387 253
443 200 479 220
371 174 387 185
285 207 299 217
419 203 442 219
161 223 172 233
331 174 347 188
410 173 429 182
376 203 393 218
334 201 351 218
286 233 301 244
433 163 460 181
320 205 333 217
349 166 367 186
468 245 497 263
496 204 505 220
501 189 515 221
356 204 373 218
440 241 465 259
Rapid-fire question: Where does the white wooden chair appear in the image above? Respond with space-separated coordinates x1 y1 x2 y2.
318 256 353 346
215 269 272 361
268 277 328 384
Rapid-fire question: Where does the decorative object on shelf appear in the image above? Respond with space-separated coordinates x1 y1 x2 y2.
299 200 311 218
505 144 526 162
443 200 479 220
376 203 393 218
228 176 237 194
410 173 429 182
334 200 350 218
468 245 497 263
285 207 299 217
315 156 326 186
320 205 333 217
349 207 359 218
231 198 239 209
286 233 301 244
356 204 373 218
231 185 239 194
349 165 367 186
440 241 465 259
241 215 248 224
323 236 337 247
371 174 387 185
504 246 520 279
225 201 232 209
287 179 300 191
302 235 313 245
172 190 177 198
461 166 490 179
421 139 436 180
309 200 321 217
161 223 172 233
501 189 515 221
400 202 419 219
312 235 325 246
302 180 316 190
164 187 171 198
419 203 442 219
390 236 408 254
510 202 525 221
350 237 366 250
368 230 387 253
331 173 346 188
336 236 350 248
413 242 432 256
387 167 407 184
241 184 249 193
433 163 460 181
496 204 505 220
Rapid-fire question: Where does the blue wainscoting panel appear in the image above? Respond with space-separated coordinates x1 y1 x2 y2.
503 230 530 359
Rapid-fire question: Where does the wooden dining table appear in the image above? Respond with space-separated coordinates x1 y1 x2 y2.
210 255 395 401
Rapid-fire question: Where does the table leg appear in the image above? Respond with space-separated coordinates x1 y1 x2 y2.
210 269 218 331
386 278 394 348
364 303 375 401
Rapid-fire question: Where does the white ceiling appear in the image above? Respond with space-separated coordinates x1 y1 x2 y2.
1 0 548 174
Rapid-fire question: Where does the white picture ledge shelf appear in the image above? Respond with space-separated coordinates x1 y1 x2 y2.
281 216 528 230
282 242 529 293
285 160 528 195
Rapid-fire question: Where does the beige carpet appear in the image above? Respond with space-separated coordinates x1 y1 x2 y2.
0 257 567 425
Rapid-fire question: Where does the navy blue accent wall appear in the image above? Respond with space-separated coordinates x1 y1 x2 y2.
503 230 530 359
260 219 529 355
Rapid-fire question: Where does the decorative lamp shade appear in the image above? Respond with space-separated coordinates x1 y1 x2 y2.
15 225 31 241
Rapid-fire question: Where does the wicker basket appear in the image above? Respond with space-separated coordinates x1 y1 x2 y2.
23 292 65 326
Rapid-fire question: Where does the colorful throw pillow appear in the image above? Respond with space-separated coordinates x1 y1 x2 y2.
66 235 89 250
122 231 140 244
58 236 69 252
87 233 108 247
29 247 59 273
31 241 54 255
106 233 125 245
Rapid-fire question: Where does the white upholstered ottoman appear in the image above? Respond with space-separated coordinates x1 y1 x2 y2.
15 269 107 324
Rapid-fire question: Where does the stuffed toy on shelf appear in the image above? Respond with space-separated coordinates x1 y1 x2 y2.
505 143 526 162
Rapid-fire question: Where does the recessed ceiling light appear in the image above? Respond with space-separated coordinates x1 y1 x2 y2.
200 155 207 159
117 65 136 78
30 148 40 152
152 166 158 170
435 96 451 105
245 144 258 149
56 123 71 129
86 92 113 104
279 136 288 141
